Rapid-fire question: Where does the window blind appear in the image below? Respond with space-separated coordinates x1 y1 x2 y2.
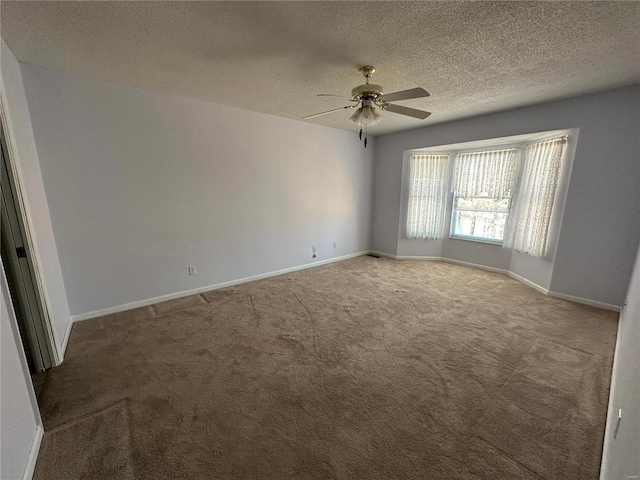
407 154 449 239
505 136 567 257
452 148 519 199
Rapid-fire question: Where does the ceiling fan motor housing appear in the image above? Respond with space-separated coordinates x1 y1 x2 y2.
351 83 384 100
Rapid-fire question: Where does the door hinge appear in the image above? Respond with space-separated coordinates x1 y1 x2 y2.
16 246 26 258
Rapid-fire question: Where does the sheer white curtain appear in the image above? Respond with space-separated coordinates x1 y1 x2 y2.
505 136 567 257
407 154 449 239
452 148 518 199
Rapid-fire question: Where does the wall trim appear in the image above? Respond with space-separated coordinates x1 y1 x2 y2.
71 251 369 323
23 425 43 480
369 250 442 261
368 250 399 259
441 258 508 275
548 291 621 312
599 297 626 479
0 92 62 367
367 250 621 311
507 271 550 295
59 315 73 359
369 252 509 275
70 249 622 324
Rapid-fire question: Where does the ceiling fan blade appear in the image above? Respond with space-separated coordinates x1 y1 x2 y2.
380 87 430 103
384 103 432 120
303 105 356 120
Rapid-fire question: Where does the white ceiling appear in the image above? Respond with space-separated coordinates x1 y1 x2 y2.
1 1 639 135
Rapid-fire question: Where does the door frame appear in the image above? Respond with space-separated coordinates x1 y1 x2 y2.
0 93 61 368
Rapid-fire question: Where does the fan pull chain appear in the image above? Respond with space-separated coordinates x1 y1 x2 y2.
358 128 368 148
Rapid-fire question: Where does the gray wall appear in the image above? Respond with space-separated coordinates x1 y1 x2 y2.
601 243 640 478
1 40 71 356
20 64 374 317
0 258 42 479
372 86 640 306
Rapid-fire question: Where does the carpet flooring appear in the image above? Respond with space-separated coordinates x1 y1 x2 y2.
32 256 619 479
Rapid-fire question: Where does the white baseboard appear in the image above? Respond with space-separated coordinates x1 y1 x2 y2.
368 250 441 261
71 251 369 323
368 252 506 275
442 257 508 275
58 316 73 360
367 250 399 259
23 425 43 480
548 291 621 312
71 249 622 323
508 271 550 295
371 251 521 278
367 251 621 311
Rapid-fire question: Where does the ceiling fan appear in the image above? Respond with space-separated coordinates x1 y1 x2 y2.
303 66 431 130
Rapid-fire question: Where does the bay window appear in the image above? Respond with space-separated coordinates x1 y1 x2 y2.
405 134 567 258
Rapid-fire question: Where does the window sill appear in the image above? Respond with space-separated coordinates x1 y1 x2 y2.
448 235 504 246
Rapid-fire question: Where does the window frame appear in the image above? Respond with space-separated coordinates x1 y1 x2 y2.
447 145 520 245
449 193 512 244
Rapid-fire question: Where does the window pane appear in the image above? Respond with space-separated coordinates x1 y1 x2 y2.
456 197 510 212
452 211 508 241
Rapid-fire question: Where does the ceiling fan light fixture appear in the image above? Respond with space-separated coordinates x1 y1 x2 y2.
349 108 362 124
350 105 381 127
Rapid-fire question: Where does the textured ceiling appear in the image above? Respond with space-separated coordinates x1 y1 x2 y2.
1 1 639 135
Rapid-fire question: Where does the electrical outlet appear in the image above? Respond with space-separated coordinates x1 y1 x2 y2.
188 266 197 275
312 245 317 258
476 247 482 254
333 242 337 249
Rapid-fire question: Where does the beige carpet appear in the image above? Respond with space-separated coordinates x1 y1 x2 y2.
34 400 135 480
33 256 618 479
